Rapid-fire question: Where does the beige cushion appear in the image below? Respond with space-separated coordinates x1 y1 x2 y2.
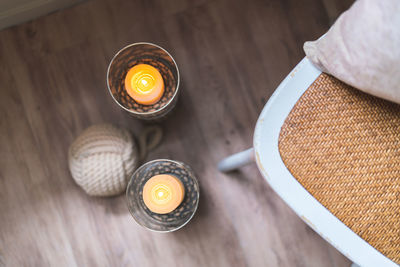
304 0 400 104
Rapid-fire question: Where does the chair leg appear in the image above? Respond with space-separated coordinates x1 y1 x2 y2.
217 148 255 172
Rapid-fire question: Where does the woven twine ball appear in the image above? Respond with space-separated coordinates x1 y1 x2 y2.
68 124 139 197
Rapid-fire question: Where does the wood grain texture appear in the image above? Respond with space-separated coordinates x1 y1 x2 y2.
0 0 353 266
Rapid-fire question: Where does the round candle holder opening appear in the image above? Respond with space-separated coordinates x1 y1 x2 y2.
107 42 180 120
126 159 200 232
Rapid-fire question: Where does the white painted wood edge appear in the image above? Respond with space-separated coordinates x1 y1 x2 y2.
0 0 83 31
217 148 255 172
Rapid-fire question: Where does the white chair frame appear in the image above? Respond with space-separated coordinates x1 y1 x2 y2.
218 58 396 267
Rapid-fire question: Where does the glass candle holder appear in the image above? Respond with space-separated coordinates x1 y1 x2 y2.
126 159 200 232
107 43 180 120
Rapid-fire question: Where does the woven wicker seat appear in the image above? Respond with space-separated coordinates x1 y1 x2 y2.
279 73 400 264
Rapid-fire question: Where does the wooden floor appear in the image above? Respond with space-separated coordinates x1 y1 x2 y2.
0 0 354 266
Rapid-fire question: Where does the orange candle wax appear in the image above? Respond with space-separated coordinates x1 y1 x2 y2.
142 174 185 214
124 64 164 105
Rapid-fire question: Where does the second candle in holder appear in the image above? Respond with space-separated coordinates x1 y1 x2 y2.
126 159 199 232
142 174 185 214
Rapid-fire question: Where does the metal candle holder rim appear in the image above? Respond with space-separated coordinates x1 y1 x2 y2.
106 42 181 116
126 159 200 233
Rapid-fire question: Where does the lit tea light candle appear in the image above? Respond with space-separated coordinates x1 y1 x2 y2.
142 174 185 214
124 64 164 105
